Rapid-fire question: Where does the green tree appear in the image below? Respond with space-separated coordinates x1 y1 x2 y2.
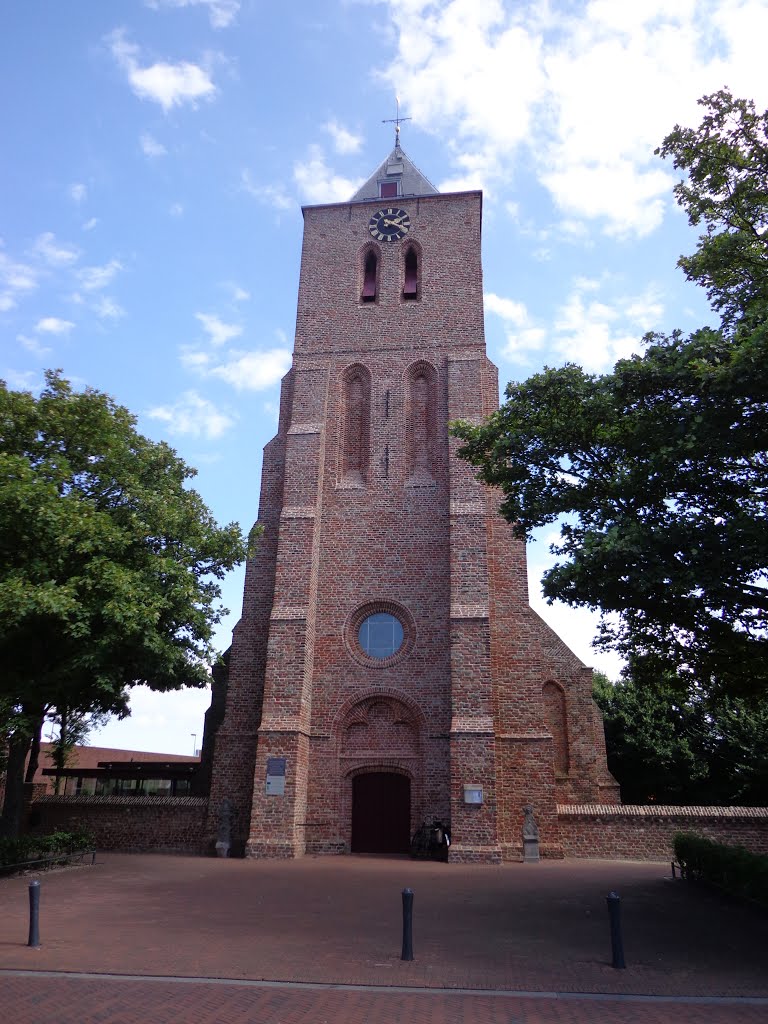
46 706 112 795
0 371 248 834
594 670 768 805
592 670 706 804
453 90 768 697
656 90 768 334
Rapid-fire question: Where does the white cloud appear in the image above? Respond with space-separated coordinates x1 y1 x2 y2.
170 202 184 217
183 346 292 391
78 259 123 291
82 218 99 232
33 232 79 267
141 133 167 157
94 296 126 320
179 349 211 372
147 390 235 439
0 247 38 311
131 61 215 112
323 120 363 154
487 277 666 373
623 287 665 333
145 0 240 29
225 282 250 302
485 292 529 325
378 0 768 236
240 170 293 211
36 316 75 335
69 183 87 203
551 280 664 371
18 333 52 357
293 145 363 204
485 291 546 360
108 28 216 112
210 348 292 390
3 369 40 391
196 312 242 346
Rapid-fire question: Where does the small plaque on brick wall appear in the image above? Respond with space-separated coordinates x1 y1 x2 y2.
266 757 287 796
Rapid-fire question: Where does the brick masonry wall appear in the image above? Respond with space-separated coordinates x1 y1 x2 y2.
29 796 208 854
210 186 618 863
559 805 768 859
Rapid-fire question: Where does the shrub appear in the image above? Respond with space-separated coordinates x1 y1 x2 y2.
674 833 768 908
0 828 95 869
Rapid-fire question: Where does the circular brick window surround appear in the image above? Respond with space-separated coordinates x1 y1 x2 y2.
345 601 415 668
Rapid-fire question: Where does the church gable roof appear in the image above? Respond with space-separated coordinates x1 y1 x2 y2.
350 144 439 202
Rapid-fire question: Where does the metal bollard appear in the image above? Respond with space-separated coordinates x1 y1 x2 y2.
28 880 41 948
401 887 414 961
606 891 625 969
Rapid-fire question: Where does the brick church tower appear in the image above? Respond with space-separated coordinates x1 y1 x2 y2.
207 142 618 861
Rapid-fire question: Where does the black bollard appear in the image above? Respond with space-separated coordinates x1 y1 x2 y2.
401 887 414 961
606 891 625 969
28 880 41 949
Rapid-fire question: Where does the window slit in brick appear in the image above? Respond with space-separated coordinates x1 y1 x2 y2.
362 250 377 302
403 246 418 299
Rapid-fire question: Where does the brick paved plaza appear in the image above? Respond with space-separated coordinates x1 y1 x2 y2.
1 854 767 1022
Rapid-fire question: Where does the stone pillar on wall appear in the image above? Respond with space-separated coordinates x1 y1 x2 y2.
446 354 501 863
485 504 563 859
246 364 329 858
204 370 293 855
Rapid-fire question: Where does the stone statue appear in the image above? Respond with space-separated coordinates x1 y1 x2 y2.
215 797 233 858
522 804 539 839
522 803 540 862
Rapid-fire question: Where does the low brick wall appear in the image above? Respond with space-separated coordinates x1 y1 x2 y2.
25 797 768 861
29 795 209 854
558 804 768 860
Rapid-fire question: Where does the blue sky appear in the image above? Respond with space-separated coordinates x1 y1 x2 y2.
2 0 766 755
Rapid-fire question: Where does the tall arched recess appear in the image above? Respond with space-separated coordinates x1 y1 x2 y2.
542 682 570 776
339 363 371 486
405 360 438 485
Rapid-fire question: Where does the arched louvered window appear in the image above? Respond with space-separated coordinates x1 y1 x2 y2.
362 250 377 302
403 246 418 299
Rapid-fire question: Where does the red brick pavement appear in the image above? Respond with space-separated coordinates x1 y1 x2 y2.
2 973 768 1024
1 855 767 1022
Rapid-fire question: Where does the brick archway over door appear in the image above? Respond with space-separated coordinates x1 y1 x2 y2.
351 772 411 854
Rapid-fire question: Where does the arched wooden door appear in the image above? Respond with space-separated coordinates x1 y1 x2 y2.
351 772 411 854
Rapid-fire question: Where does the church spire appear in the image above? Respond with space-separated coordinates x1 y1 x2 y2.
382 96 411 150
349 104 438 203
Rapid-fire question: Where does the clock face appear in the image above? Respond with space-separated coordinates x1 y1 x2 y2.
368 207 411 242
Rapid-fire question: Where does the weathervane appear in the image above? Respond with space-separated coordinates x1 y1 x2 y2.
382 96 411 148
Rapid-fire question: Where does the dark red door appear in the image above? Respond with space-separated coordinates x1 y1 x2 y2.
351 772 411 854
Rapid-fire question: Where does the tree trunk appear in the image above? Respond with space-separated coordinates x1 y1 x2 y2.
24 709 46 784
0 731 31 838
54 707 68 795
